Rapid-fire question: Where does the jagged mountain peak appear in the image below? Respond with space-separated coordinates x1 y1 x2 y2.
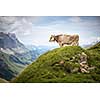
0 32 26 53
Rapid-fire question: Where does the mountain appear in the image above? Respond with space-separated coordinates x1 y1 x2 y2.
0 32 26 53
82 40 100 48
0 32 41 81
0 77 8 83
0 50 24 80
26 45 57 55
12 44 100 83
87 41 100 51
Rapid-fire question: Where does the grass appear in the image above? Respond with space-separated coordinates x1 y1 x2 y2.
12 42 100 83
12 45 100 83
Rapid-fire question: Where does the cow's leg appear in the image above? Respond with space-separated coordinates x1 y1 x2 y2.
63 44 68 47
62 43 66 47
74 42 79 46
74 42 77 46
71 42 75 46
72 42 78 46
59 43 63 47
61 42 67 47
75 39 79 46
77 42 79 46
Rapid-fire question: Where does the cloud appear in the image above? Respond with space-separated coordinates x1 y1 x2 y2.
69 16 82 23
0 16 100 46
0 16 38 34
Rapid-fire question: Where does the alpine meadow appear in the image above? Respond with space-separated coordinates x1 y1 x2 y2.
0 16 100 83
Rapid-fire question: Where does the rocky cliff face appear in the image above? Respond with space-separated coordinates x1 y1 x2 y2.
0 32 28 54
0 32 23 48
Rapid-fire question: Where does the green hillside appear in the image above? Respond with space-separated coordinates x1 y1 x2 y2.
12 45 100 83
0 51 24 81
87 42 100 68
87 42 100 81
89 42 100 51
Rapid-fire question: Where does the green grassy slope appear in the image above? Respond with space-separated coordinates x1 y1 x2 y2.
12 45 100 83
87 42 100 66
0 51 24 81
86 42 100 82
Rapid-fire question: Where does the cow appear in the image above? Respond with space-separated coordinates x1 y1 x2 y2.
49 34 79 47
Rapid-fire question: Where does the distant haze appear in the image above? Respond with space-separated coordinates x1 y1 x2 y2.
0 16 100 46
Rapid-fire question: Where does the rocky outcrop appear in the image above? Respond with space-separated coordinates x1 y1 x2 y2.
0 32 25 49
57 52 96 74
79 52 96 73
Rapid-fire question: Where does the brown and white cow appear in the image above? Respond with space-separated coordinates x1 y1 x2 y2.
49 34 79 47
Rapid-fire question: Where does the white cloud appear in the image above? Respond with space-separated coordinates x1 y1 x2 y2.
0 16 100 46
19 17 100 45
0 16 38 34
69 16 82 23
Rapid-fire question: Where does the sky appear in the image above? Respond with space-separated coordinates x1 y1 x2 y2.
0 16 100 46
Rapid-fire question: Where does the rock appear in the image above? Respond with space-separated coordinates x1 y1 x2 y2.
79 67 90 73
70 56 75 61
59 60 65 65
80 63 89 69
78 52 90 73
79 52 88 63
72 68 79 73
88 66 96 71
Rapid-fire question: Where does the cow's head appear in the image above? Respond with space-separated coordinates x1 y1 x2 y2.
49 35 56 42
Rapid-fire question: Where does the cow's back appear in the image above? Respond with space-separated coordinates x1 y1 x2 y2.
58 34 78 42
57 34 79 46
57 35 70 42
